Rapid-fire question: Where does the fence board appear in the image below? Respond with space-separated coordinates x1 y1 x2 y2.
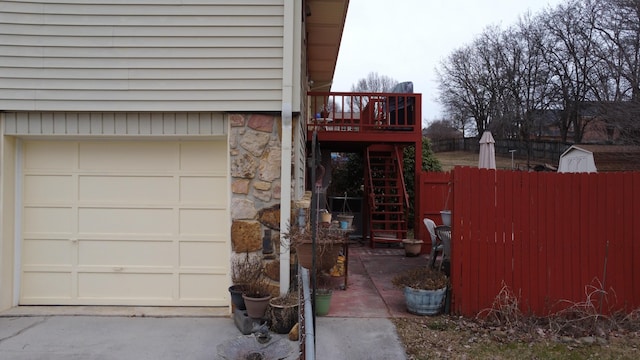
511 171 524 310
422 168 640 317
478 169 491 309
633 173 640 306
621 174 634 309
608 173 624 308
579 174 592 303
520 171 532 313
561 174 577 303
544 172 557 312
495 171 507 292
594 174 608 302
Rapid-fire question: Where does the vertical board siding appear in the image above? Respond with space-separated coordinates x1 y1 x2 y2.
3 112 226 136
416 171 451 246
0 0 285 111
421 167 640 317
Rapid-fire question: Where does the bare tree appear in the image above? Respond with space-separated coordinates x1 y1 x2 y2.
350 72 398 93
346 72 399 114
593 0 640 144
436 0 640 146
542 0 601 143
437 45 492 136
595 0 640 101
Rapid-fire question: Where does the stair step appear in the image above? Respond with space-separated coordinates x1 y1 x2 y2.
366 143 409 248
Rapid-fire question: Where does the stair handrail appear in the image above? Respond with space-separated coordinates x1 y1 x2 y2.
365 147 376 209
394 145 410 210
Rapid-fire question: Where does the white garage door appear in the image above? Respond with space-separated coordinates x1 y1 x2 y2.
20 140 230 306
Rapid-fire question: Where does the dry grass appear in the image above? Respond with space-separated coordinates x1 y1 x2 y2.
435 151 536 171
393 282 640 359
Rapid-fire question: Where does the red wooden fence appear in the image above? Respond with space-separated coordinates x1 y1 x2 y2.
421 167 640 317
416 171 452 250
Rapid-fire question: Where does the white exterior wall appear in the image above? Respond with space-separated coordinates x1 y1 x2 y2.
0 0 297 112
3 112 227 136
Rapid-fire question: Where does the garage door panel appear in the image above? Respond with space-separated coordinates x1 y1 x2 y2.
24 175 74 203
180 209 226 235
180 241 228 268
24 207 74 234
181 176 226 205
23 239 71 266
180 142 226 171
79 208 175 234
22 272 72 300
78 240 173 267
79 142 179 171
179 274 228 303
24 141 76 170
78 273 173 300
79 176 177 203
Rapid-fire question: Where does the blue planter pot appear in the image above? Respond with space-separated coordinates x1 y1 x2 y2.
403 286 447 316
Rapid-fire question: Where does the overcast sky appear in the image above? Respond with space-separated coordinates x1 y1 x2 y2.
331 0 566 128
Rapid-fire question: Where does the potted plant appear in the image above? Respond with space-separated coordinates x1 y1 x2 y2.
267 291 299 334
314 272 333 316
228 252 262 311
401 238 424 257
240 257 274 319
284 224 344 272
392 266 449 316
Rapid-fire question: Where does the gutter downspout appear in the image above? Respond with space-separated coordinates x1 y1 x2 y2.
279 0 294 296
301 267 315 359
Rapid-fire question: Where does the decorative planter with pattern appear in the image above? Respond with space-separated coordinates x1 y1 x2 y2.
403 286 447 316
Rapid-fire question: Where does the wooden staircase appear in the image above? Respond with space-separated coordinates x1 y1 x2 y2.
365 144 409 246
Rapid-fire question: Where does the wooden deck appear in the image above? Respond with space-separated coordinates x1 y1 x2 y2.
307 91 422 150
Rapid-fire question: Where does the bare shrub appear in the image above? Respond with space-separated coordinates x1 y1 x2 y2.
477 281 524 328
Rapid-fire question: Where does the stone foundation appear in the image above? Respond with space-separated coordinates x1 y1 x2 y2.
229 113 284 290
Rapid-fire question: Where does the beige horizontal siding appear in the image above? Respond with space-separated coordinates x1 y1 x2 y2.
3 112 227 136
0 0 287 112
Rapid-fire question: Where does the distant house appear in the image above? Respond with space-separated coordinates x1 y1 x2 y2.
558 145 640 172
531 102 640 144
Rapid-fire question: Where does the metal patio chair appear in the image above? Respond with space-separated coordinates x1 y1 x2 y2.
423 218 441 269
434 225 451 271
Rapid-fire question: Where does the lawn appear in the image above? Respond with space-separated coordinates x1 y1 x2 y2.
435 151 535 171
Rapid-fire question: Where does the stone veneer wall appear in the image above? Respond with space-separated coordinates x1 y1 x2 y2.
229 113 284 284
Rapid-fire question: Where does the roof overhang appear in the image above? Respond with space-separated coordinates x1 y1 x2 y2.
305 0 349 90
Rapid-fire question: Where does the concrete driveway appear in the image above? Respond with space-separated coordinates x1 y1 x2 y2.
0 315 246 360
0 315 405 360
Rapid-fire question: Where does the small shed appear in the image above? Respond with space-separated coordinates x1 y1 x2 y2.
558 145 640 172
558 145 597 173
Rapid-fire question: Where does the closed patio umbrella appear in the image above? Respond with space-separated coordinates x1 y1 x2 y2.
478 130 496 169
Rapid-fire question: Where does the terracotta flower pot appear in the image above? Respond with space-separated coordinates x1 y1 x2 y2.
402 239 424 257
296 242 340 271
242 293 272 319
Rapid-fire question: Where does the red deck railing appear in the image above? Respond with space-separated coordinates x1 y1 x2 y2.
307 91 422 135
